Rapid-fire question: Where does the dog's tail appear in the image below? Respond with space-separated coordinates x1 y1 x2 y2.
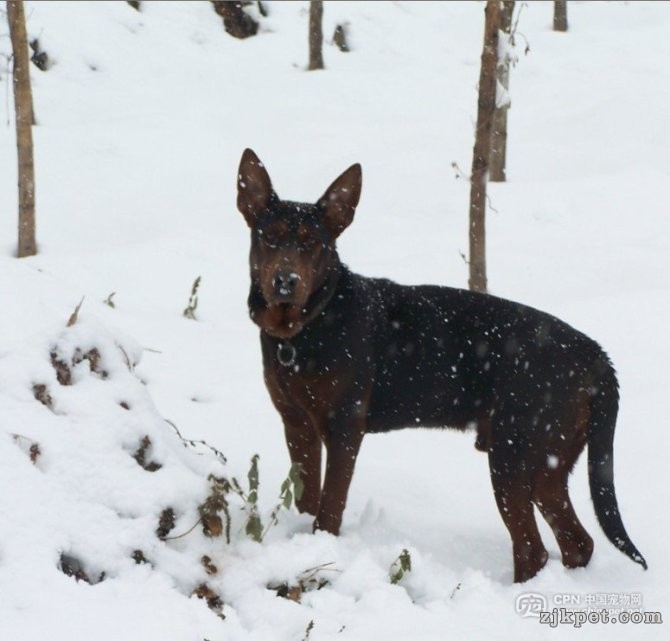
587 355 647 570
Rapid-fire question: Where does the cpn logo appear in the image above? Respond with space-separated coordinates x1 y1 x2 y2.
515 592 548 618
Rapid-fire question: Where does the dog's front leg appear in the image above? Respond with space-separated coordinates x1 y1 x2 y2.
283 411 322 516
313 416 365 535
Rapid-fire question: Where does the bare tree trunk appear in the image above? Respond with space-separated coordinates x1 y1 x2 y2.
490 0 514 183
308 1 324 70
468 0 500 294
7 0 37 258
554 0 568 32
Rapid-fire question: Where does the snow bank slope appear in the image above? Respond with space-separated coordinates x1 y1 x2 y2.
0 318 232 640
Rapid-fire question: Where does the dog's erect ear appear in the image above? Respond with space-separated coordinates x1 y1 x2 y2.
237 148 275 226
317 163 362 238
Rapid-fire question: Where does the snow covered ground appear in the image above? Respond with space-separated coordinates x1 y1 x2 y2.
0 1 668 639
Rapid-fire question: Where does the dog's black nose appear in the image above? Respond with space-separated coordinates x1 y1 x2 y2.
273 270 299 297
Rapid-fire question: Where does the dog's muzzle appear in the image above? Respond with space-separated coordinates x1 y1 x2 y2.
272 270 300 299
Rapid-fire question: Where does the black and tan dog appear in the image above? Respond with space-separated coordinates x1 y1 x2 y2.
235 148 646 582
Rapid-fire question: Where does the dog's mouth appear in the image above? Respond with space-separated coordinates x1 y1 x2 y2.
272 302 301 318
256 302 306 339
266 293 301 307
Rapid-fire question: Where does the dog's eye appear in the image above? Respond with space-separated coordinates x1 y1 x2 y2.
259 227 282 248
297 225 318 250
261 221 290 248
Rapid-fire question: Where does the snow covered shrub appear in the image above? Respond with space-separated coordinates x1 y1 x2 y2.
0 316 302 620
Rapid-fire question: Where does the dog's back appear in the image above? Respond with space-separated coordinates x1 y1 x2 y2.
362 275 594 431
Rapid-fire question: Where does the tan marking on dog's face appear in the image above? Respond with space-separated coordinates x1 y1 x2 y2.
253 303 306 339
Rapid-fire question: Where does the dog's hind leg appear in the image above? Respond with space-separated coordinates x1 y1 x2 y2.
532 393 594 569
533 471 594 569
488 441 548 583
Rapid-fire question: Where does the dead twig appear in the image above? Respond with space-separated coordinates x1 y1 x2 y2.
165 419 227 464
66 296 85 327
162 517 202 541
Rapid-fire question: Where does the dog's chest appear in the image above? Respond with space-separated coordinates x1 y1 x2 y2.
261 308 372 413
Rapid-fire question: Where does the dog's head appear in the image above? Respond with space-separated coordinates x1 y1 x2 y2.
236 148 362 339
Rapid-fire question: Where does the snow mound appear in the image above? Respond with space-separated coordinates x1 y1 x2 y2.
0 318 237 629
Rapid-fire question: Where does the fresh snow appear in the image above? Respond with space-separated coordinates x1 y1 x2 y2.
0 2 668 640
